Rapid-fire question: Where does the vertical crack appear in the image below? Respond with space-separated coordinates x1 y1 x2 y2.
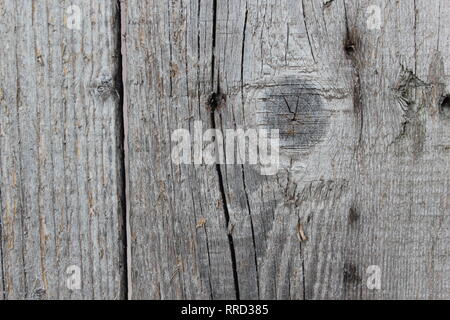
241 168 260 298
301 243 306 300
240 4 248 91
210 0 240 300
240 3 248 125
213 141 240 300
239 4 258 298
0 105 5 297
301 0 316 63
210 0 218 85
0 188 6 299
210 107 240 300
342 0 363 148
117 0 129 300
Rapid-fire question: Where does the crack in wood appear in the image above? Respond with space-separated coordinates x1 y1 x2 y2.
210 0 240 300
0 199 5 299
241 166 260 298
118 0 129 300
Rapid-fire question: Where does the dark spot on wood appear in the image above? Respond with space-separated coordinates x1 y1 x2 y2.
348 206 359 225
343 262 361 284
207 92 226 112
440 95 450 117
353 79 363 145
343 28 364 146
323 0 334 9
344 27 360 58
208 92 219 110
344 41 355 55
260 77 330 151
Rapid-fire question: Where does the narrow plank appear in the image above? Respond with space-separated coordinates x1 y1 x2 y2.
123 0 237 299
0 0 125 299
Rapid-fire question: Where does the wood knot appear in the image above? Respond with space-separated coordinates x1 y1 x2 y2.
348 205 360 225
258 77 330 151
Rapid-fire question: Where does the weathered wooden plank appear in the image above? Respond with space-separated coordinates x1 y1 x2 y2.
123 0 237 300
0 0 125 299
124 0 449 300
334 0 450 299
214 0 356 300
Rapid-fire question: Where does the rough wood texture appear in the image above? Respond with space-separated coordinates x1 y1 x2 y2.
0 0 448 300
123 0 449 300
0 0 126 299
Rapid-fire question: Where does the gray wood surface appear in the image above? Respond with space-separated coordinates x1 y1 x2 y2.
0 0 126 299
123 0 450 300
0 0 448 300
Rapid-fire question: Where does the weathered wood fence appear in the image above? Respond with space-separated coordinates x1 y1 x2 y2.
0 0 449 299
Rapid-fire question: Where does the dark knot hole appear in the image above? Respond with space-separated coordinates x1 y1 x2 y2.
441 95 450 116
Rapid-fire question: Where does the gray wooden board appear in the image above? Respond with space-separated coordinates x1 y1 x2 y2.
0 0 448 300
0 0 126 299
123 0 450 300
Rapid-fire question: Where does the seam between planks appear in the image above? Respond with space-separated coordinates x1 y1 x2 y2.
117 0 130 300
0 189 5 299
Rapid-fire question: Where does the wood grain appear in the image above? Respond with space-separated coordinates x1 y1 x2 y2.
0 0 448 300
123 0 450 299
0 0 126 299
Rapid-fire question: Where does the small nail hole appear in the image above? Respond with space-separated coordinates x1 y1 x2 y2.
344 28 359 57
441 95 450 116
345 43 355 54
